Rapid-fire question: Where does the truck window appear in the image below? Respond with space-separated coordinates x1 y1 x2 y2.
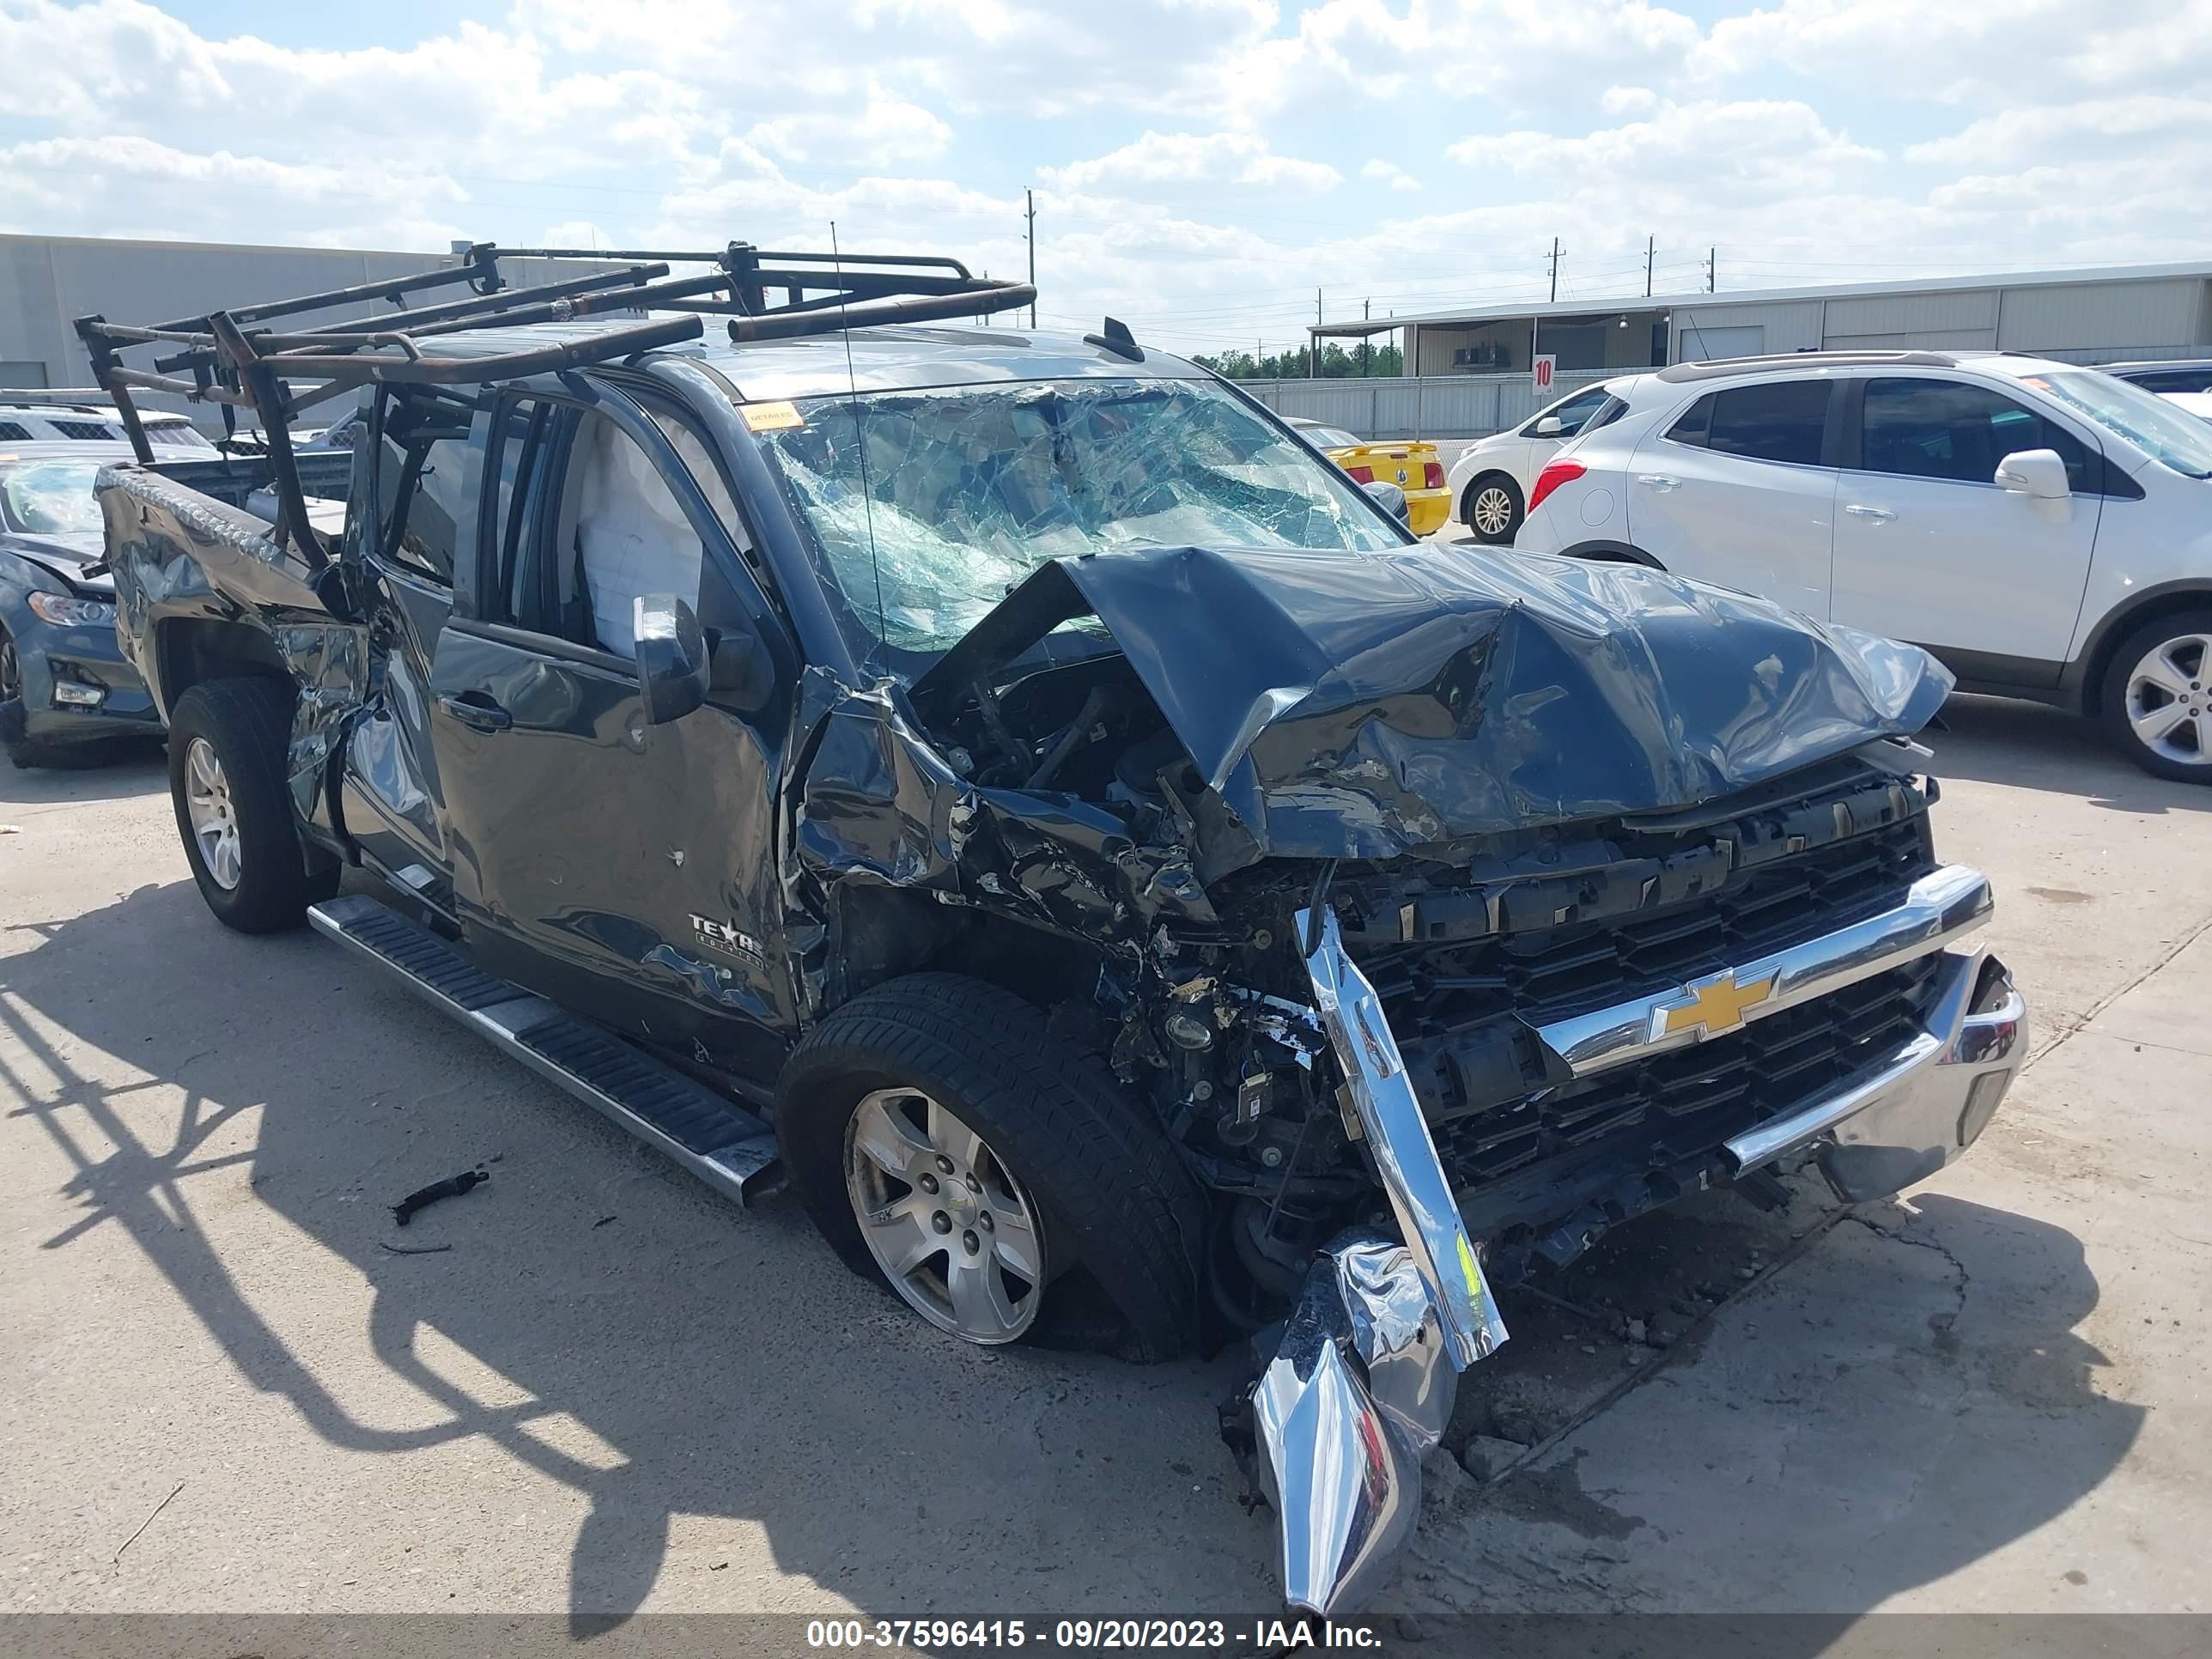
374 386 477 586
528 411 706 659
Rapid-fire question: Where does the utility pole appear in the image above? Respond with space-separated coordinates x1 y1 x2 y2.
1548 236 1562 303
1705 246 1717 293
1362 296 1370 376
1645 236 1656 298
1024 189 1037 328
1311 288 1321 378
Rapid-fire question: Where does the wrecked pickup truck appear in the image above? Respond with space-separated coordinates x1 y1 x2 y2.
81 243 2028 1614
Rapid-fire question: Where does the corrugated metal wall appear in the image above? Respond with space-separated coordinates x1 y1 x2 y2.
1237 369 1614 439
1996 278 2205 351
1673 300 1823 359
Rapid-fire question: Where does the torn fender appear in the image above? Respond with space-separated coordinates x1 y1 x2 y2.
915 544 1954 873
791 679 1221 939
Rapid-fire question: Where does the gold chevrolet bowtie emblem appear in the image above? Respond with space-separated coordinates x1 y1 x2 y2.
1662 970 1777 1038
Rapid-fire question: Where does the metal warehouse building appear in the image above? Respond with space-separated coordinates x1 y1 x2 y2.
1256 259 2212 439
0 233 615 427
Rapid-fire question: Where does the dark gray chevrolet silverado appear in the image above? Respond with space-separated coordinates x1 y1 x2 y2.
80 244 2028 1613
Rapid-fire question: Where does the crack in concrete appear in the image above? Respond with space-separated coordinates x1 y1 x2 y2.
2023 907 2212 1074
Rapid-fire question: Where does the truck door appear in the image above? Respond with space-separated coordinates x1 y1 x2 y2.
334 386 476 878
423 385 795 1085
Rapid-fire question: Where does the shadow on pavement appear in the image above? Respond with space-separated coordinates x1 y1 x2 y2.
0 744 167 810
1 877 1267 1627
1 877 2140 1631
1925 696 2212 813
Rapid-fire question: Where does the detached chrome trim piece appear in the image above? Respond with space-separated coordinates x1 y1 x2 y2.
1300 905 1510 1370
1247 1233 1457 1616
1534 864 1995 1078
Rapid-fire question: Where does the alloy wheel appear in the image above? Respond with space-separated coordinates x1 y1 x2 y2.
0 631 19 702
1469 484 1515 538
184 737 244 889
2124 633 2212 767
843 1087 1046 1343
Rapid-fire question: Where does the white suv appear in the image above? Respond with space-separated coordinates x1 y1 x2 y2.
1515 350 2212 781
1445 380 1636 543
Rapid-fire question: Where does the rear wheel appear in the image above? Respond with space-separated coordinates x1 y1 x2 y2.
167 678 340 931
1462 473 1522 544
2101 612 2212 783
778 973 1205 1359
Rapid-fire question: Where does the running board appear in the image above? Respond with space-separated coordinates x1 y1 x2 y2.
308 895 783 1206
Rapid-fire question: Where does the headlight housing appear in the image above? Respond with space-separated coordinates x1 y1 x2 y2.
25 592 116 628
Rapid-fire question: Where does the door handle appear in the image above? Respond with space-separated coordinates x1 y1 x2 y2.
1844 503 1897 523
1635 473 1680 491
438 692 512 732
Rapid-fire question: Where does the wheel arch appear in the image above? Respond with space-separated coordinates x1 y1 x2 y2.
819 884 1117 1024
2069 582 2212 717
150 615 295 724
1460 468 1522 520
1552 538 1666 569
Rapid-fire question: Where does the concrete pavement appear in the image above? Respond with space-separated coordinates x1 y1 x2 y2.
2 695 2209 1626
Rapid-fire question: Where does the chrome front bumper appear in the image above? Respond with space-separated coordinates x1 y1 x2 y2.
1247 870 2027 1615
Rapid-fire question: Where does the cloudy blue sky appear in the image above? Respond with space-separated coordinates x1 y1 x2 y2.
2 0 2206 357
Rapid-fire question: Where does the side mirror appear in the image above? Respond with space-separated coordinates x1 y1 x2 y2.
1534 416 1563 437
1995 448 2071 501
1361 478 1410 524
634 592 708 726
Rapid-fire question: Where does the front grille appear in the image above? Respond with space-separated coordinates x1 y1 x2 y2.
1350 803 1940 1193
1429 951 1944 1188
1362 811 1933 1036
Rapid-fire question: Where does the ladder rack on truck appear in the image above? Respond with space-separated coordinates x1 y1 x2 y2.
74 240 1034 570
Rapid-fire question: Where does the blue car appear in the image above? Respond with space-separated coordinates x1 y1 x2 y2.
0 442 161 767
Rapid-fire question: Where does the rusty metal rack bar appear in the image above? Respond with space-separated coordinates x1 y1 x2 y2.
72 239 1034 572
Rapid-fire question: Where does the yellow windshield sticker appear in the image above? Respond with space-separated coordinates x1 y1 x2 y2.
739 401 805 433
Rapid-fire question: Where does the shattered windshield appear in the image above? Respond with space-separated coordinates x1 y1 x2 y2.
750 377 1406 661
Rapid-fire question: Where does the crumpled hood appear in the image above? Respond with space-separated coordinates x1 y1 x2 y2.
917 543 1951 866
3 530 112 593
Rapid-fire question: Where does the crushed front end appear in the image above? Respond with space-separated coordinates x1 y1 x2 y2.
858 544 2027 1614
1205 757 2027 1612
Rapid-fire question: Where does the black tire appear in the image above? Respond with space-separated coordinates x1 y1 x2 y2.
167 678 341 932
0 625 58 769
1461 472 1523 544
2098 609 2212 784
777 973 1206 1361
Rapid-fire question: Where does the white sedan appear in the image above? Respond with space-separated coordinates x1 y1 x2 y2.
1444 380 1634 544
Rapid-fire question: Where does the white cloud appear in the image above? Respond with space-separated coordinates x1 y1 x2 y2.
1905 96 2212 168
748 93 953 167
1448 99 1881 199
3 1 2210 362
1691 0 2212 102
1044 131 1341 192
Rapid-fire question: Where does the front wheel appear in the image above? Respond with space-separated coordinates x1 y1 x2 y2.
777 974 1205 1359
167 678 340 931
2100 612 2212 783
1462 473 1523 544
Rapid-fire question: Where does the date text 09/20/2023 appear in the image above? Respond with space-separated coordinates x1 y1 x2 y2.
803 1617 1386 1650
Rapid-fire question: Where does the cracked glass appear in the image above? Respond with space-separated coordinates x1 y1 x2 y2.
750 377 1405 664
